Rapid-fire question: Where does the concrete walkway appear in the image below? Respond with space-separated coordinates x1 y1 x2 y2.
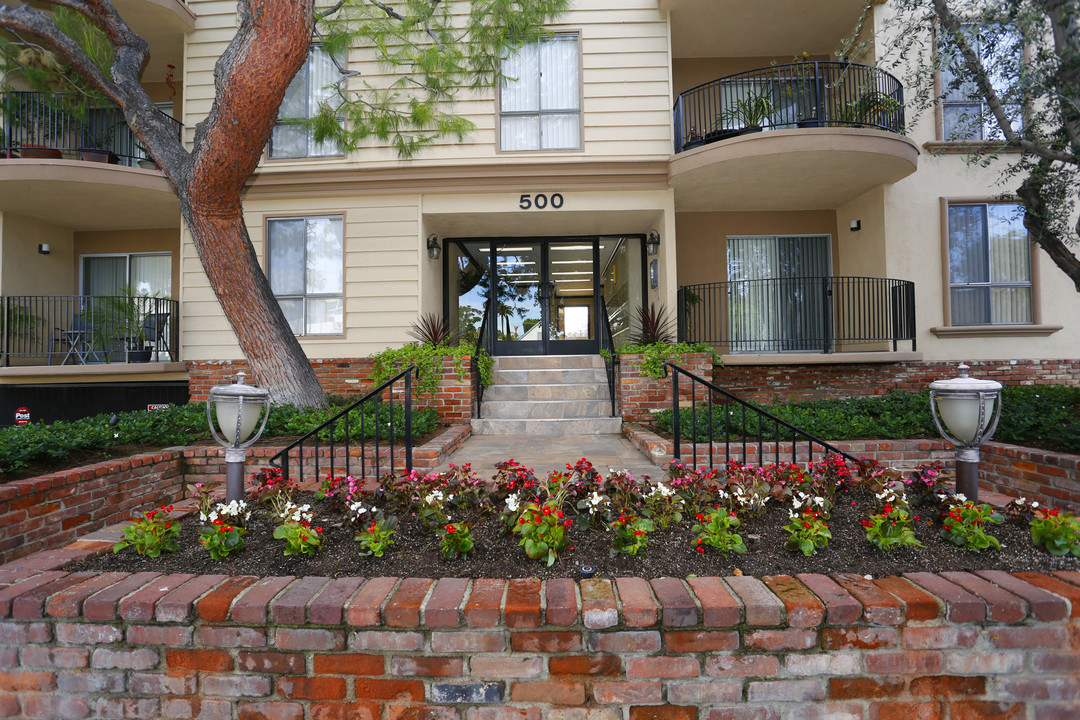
435 433 662 480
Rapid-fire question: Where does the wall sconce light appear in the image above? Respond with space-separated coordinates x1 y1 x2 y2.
646 230 660 256
929 363 1003 502
207 372 271 502
849 220 861 232
426 234 441 260
37 243 50 255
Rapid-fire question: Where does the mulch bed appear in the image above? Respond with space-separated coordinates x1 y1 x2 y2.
71 486 1078 580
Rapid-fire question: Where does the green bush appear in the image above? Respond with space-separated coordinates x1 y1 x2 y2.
615 341 715 380
653 386 1080 454
371 342 492 396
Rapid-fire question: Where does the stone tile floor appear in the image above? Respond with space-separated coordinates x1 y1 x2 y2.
434 433 662 480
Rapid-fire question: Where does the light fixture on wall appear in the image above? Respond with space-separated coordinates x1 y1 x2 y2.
928 363 1003 503
646 229 660 256
37 243 50 255
849 220 861 232
426 234 441 260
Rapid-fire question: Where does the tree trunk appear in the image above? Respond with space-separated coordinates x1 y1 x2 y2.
180 197 327 407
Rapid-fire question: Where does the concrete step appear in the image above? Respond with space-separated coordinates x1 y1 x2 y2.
470 417 623 436
483 383 610 402
494 355 605 370
481 398 612 420
493 367 608 385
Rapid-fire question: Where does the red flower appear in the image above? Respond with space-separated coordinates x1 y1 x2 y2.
861 519 873 528
695 545 705 554
804 522 811 529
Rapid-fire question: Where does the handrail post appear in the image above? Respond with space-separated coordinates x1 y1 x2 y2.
404 368 414 473
822 276 834 354
671 366 681 461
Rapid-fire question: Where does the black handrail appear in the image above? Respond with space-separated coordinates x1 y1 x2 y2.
668 362 860 470
677 276 916 354
673 61 905 153
472 304 491 418
269 366 419 485
598 295 618 417
1 91 182 163
1 295 179 367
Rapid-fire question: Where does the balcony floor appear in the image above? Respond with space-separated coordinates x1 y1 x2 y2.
669 127 919 211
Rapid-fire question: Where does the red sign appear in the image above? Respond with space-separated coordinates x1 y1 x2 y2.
14 407 30 425
147 404 171 412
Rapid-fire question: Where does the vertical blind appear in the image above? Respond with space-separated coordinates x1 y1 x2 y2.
268 216 344 335
500 34 580 151
948 203 1031 325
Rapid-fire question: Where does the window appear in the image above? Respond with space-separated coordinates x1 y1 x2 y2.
948 203 1031 325
940 26 1022 141
267 216 344 335
499 33 580 151
82 253 172 298
269 46 343 159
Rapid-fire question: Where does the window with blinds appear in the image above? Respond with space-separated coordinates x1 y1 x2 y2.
948 203 1031 325
940 26 1022 141
270 46 344 159
82 253 172 298
499 33 581 152
267 215 344 335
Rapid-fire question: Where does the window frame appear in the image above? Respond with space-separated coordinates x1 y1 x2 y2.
79 252 173 298
265 214 346 337
496 30 584 154
267 44 346 161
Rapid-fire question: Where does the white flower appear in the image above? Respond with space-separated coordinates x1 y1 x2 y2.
955 493 968 503
506 494 521 513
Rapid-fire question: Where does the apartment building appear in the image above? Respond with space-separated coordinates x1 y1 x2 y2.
1 0 1077 423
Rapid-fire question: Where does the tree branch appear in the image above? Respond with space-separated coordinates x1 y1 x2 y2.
1017 155 1080 293
1043 0 1080 152
932 0 1077 164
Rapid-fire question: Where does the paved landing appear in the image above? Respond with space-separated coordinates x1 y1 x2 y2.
436 433 663 481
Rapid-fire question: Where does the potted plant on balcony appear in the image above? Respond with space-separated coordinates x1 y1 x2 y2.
78 122 119 163
715 87 776 138
834 89 901 129
91 286 155 363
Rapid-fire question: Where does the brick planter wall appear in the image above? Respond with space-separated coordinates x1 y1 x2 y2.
623 429 1080 513
713 359 1080 404
618 353 713 425
0 452 185 567
187 357 476 425
1 559 1078 720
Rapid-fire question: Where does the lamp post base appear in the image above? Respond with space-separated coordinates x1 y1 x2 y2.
955 458 979 502
225 459 246 503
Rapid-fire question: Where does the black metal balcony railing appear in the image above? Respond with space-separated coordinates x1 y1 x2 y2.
1 92 182 164
1 295 179 367
673 61 905 154
677 276 916 354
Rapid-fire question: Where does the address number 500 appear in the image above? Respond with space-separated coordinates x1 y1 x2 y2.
518 193 564 210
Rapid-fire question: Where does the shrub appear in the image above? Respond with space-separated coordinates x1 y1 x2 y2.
371 341 492 396
616 341 714 380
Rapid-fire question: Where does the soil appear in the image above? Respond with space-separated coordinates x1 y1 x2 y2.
70 486 1079 580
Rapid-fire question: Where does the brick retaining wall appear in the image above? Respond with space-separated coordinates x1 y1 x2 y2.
618 354 713 424
0 550 1077 720
713 359 1080 404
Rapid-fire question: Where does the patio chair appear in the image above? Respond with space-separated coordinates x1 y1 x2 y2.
48 315 94 365
141 311 171 361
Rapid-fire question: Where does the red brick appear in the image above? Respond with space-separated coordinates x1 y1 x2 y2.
945 652 1024 674
911 676 986 698
625 656 699 679
545 578 579 626
704 655 780 678
593 681 662 704
353 679 426 701
582 578 618 629
725 576 783 626
629 706 696 720
274 627 344 651
46 572 130 618
310 702 379 720
424 578 469 628
471 656 543 679
277 676 347 700
55 622 122 645
904 573 984 622
465 578 505 628
0 670 56 691
312 653 383 675
686 576 741 626
832 573 904 625
549 655 621 676
986 626 1069 649
198 576 259 623
762 575 825 628
310 577 365 626
650 577 698 627
12 573 96 619
119 573 195 622
664 630 739 653
468 709 540 720
127 624 192 646
273 576 331 625
155 573 227 620
198 626 267 648
616 577 657 627
795 574 862 624
166 648 234 672
238 652 307 674
232 577 295 624
238 701 305 720
947 702 1024 720
822 626 899 650
866 652 943 674
744 628 816 651
1012 572 1080 619
940 572 1027 622
504 578 542 628
704 709 780 720
20 695 91 719
903 626 978 650
830 677 905 699
512 680 586 705
20 646 89 668
431 630 504 653
345 578 397 626
348 630 423 651
91 647 159 670
511 630 583 652
388 705 459 720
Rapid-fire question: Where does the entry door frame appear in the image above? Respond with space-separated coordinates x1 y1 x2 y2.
445 236 602 357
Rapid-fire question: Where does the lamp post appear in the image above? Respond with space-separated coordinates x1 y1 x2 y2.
207 372 271 502
929 363 1003 502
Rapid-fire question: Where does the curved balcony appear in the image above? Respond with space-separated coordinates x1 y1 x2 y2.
677 276 916 355
669 63 919 211
0 92 181 230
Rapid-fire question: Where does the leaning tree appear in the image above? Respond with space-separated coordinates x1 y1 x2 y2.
0 0 568 406
861 0 1080 291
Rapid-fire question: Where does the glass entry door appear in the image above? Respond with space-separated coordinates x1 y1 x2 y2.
450 238 600 356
